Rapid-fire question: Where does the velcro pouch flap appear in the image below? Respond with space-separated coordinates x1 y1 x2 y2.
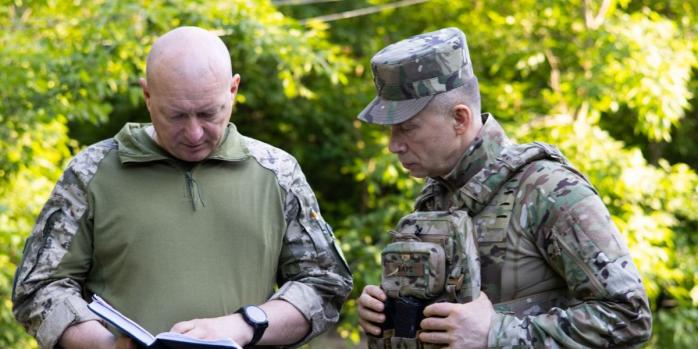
381 241 446 299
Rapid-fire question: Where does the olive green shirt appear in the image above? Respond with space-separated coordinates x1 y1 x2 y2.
13 123 352 348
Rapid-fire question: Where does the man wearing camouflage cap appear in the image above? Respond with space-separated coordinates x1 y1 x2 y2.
357 27 651 348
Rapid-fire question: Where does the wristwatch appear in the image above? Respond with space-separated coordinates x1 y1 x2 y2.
236 305 269 347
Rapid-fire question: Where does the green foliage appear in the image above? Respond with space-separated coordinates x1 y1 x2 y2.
2 0 698 348
653 307 698 348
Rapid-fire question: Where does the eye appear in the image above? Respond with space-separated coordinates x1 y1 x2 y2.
400 124 417 133
198 112 215 119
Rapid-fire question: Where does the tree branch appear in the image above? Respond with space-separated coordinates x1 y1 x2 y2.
544 48 569 115
584 0 613 29
299 0 431 24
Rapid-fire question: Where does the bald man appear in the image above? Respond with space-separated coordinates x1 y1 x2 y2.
12 26 352 349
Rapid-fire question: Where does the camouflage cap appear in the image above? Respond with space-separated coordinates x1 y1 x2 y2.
358 27 475 125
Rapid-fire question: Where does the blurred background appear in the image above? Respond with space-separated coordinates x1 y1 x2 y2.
1 0 697 347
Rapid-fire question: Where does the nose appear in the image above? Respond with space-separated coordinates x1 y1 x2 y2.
183 117 204 144
388 127 406 154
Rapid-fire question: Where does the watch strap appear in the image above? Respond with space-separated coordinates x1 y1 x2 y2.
237 305 268 347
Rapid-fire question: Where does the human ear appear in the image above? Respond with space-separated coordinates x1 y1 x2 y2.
139 78 152 111
230 74 241 96
452 104 472 135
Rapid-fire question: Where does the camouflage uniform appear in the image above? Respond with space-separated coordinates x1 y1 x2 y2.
12 123 352 349
358 27 651 348
415 114 651 347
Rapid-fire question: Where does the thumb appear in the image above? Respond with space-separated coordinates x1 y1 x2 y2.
115 336 135 349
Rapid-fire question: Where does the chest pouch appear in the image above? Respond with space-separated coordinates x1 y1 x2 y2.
381 210 480 303
370 210 481 349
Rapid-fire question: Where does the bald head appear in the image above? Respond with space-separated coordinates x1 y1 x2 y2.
140 26 241 162
146 26 232 92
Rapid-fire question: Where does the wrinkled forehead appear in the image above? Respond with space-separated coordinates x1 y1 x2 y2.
155 88 231 116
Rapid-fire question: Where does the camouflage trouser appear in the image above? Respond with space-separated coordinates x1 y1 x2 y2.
367 330 441 349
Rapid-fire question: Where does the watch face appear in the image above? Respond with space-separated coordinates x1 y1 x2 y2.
246 306 267 323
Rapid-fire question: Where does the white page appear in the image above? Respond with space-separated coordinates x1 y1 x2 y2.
88 295 155 346
156 332 242 348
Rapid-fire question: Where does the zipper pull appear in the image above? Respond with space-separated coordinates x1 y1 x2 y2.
184 171 205 210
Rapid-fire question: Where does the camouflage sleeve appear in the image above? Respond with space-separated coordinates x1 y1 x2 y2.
264 158 353 345
12 141 113 349
244 137 353 343
488 167 652 348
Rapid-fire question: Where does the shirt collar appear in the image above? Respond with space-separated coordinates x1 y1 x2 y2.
115 123 249 164
433 113 513 191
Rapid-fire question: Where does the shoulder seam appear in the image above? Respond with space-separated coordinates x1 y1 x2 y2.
67 138 118 185
241 136 299 195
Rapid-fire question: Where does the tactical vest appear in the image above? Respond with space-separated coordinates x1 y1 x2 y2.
368 142 578 349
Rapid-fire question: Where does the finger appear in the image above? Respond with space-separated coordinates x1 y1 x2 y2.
420 316 449 331
358 317 383 336
418 330 450 344
357 297 386 317
358 291 386 313
170 320 195 333
357 303 386 324
115 337 133 349
186 327 207 339
423 301 455 318
363 285 387 301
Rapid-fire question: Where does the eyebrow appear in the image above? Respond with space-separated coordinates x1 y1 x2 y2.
199 104 225 114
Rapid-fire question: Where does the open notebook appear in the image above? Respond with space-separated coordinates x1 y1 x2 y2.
88 295 242 349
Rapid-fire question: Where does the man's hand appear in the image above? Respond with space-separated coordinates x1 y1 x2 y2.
170 299 308 347
170 314 252 345
357 285 388 336
418 292 494 349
